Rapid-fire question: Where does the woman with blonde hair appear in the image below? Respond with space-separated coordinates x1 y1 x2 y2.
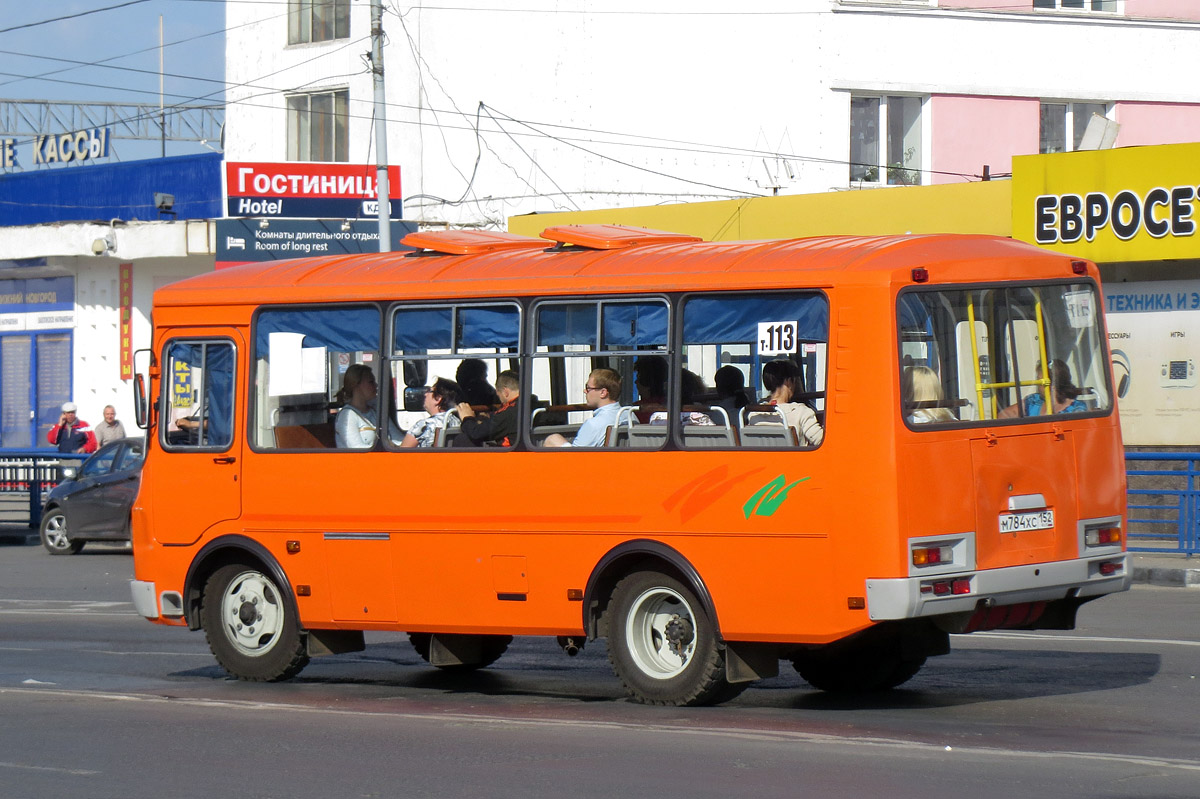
334 363 378 448
902 365 956 424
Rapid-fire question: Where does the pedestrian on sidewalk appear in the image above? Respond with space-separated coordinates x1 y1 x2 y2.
94 405 126 446
47 402 97 454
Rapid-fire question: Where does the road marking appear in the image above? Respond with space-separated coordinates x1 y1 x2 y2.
0 599 132 617
3 686 1200 774
964 631 1200 648
0 760 99 776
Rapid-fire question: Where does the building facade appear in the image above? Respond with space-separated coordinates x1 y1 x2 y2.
224 0 1200 228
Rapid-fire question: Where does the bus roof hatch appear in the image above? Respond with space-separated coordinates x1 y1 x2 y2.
402 229 548 255
540 224 702 250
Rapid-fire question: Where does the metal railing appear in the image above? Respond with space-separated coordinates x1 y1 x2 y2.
1125 452 1200 555
0 450 86 528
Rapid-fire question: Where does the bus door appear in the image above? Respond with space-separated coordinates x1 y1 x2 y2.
151 334 242 546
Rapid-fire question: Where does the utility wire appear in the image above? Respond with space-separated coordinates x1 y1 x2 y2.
0 1 150 36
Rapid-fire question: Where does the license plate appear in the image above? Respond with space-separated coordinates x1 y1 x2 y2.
999 510 1054 533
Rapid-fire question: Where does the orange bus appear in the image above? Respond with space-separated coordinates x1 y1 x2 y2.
128 225 1129 706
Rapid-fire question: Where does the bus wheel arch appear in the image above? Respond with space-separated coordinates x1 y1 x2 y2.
186 536 311 682
582 540 721 642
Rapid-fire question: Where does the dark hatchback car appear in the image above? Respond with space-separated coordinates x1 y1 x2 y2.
40 437 145 555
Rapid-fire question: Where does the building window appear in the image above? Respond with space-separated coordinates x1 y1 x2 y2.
287 90 349 162
1039 102 1109 154
850 95 923 186
288 0 349 44
1032 0 1118 11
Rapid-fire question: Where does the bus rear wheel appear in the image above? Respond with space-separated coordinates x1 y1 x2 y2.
792 648 925 693
407 633 512 671
201 563 309 682
606 570 744 707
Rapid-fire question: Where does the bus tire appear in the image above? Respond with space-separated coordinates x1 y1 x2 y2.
40 508 84 555
793 649 925 693
407 633 512 671
200 563 309 682
606 570 744 707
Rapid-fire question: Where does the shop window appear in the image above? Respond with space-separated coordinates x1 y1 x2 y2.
287 89 349 162
850 95 924 186
288 0 349 45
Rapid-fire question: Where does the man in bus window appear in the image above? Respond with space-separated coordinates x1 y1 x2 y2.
544 368 622 448
456 369 520 447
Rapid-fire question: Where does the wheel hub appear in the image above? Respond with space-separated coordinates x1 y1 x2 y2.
664 615 694 657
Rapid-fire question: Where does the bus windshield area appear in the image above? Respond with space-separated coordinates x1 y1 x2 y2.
898 282 1111 425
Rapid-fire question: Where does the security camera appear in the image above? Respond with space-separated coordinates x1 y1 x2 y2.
92 237 108 255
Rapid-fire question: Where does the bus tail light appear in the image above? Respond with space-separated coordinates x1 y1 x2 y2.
1085 527 1121 547
1098 561 1120 576
912 545 953 566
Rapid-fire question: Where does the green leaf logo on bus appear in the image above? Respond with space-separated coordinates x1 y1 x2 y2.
743 475 811 519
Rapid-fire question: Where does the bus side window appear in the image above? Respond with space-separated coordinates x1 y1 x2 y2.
679 291 828 449
252 305 382 450
389 302 521 449
530 299 668 450
163 340 235 450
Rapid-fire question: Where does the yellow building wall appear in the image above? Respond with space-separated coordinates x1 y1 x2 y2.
509 181 1013 242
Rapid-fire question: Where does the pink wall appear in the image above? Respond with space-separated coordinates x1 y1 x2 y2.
929 96 1040 184
1114 103 1200 146
940 1 1200 20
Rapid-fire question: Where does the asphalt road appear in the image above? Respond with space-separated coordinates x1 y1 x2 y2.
1 542 1198 799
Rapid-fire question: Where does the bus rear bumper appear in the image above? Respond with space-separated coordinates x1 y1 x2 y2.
865 553 1130 622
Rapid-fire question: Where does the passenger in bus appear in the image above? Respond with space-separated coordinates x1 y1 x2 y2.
334 364 378 449
456 358 501 407
633 355 668 422
543 368 622 447
902 365 957 424
649 370 714 426
456 369 520 447
713 365 750 423
401 377 461 448
998 359 1087 418
746 359 824 446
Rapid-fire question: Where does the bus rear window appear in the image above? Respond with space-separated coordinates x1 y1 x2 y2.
898 282 1111 426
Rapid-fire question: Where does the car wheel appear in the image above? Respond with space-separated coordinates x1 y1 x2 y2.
606 570 744 706
200 563 309 681
39 509 83 555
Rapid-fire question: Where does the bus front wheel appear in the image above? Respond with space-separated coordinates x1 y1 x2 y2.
200 563 309 682
606 570 744 707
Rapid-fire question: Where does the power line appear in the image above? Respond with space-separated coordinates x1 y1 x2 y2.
0 1 150 36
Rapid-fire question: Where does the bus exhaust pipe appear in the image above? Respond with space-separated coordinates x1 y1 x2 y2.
557 636 584 656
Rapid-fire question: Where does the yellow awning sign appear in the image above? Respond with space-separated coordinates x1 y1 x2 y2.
1013 142 1200 263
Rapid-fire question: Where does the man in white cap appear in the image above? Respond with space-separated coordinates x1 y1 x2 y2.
47 402 97 454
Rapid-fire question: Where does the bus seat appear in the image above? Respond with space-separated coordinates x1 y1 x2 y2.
274 422 336 449
433 415 462 447
739 425 798 447
683 426 738 447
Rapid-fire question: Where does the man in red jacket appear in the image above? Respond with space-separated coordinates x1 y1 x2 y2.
47 402 97 454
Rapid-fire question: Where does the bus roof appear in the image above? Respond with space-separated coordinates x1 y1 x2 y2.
158 229 1088 308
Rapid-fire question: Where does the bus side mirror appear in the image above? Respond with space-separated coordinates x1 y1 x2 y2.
134 373 148 429
132 348 153 430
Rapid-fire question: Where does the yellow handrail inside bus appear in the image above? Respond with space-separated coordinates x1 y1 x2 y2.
966 290 1053 417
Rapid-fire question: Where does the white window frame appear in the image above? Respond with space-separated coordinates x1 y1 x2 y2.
1039 101 1112 154
849 94 927 187
288 0 350 45
1032 0 1122 13
286 89 350 163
